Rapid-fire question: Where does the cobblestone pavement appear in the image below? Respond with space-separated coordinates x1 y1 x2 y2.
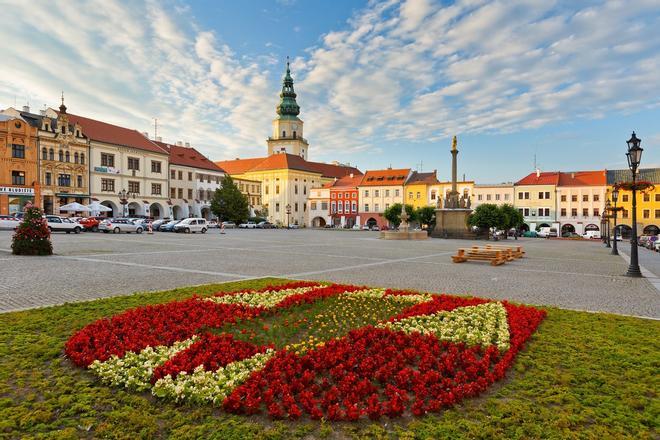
0 230 658 318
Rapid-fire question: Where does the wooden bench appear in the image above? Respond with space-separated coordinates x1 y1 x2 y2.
471 245 515 261
478 244 525 259
452 248 508 266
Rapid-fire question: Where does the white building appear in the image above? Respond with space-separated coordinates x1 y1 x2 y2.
473 183 515 207
306 186 330 227
556 171 607 236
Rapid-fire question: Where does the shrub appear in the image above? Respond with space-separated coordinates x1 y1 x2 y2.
11 202 53 256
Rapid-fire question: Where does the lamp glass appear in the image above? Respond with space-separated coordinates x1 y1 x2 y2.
611 188 619 202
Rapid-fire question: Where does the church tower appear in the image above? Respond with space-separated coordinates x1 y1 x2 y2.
267 59 309 160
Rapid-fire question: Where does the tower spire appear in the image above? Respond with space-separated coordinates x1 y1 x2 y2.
59 91 67 114
276 57 300 118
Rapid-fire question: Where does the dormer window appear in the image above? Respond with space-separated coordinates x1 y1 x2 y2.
44 122 50 131
282 131 286 138
293 131 297 139
61 125 66 134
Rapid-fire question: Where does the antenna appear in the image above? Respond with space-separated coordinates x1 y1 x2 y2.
533 153 537 171
416 160 423 171
154 118 158 139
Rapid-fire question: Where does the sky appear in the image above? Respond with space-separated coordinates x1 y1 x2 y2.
0 0 658 183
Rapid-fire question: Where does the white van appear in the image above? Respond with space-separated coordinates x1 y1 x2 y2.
583 230 601 239
173 218 208 233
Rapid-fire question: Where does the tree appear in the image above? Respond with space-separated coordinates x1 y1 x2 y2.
468 204 505 237
383 203 417 228
499 204 524 232
416 206 436 229
210 175 250 225
11 202 52 255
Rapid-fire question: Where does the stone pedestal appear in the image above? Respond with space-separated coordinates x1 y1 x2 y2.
432 208 476 239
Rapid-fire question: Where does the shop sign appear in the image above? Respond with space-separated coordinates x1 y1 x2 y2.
0 186 34 195
94 166 121 174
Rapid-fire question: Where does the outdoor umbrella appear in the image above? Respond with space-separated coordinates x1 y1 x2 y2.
87 202 113 216
59 202 91 212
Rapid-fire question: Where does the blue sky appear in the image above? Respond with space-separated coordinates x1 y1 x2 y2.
1 0 658 182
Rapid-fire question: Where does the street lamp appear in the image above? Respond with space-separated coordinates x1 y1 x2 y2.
605 199 611 248
285 204 291 229
625 132 643 277
118 189 136 218
611 188 619 256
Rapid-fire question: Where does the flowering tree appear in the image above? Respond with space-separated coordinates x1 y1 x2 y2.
11 202 53 255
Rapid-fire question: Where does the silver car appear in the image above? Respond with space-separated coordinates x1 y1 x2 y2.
99 218 144 234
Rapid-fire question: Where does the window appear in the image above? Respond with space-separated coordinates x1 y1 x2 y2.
364 190 369 197
59 150 64 162
495 194 501 201
61 124 66 134
523 208 530 216
538 191 544 199
188 172 192 181
518 192 523 200
11 144 25 159
504 194 510 200
345 201 350 212
643 193 650 202
101 153 114 167
294 202 298 212
171 169 176 179
178 170 183 180
656 194 660 202
49 149 54 161
395 189 400 197
42 148 47 160
128 157 139 170
478 194 483 201
431 191 437 200
186 189 191 199
344 192 349 199
408 191 413 199
337 202 343 213
385 190 390 197
80 153 85 165
375 190 380 197
321 201 328 210
571 195 577 202
593 208 599 216
11 170 25 185
57 173 71 187
486 194 491 201
656 209 660 218
352 202 357 212
101 179 115 192
622 194 629 202
295 185 298 195
524 192 530 199
45 172 51 186
65 151 70 162
304 186 307 195
545 192 550 199
561 195 567 202
177 188 183 199
375 203 380 212
561 208 567 216
265 186 269 195
151 161 162 173
385 203 389 210
276 185 280 194
77 175 83 188
331 201 337 213
622 209 629 218
571 208 578 217
128 181 140 193
643 209 650 219
311 202 317 210
593 194 599 202
416 192 421 199
582 208 588 217
74 152 79 164
583 195 589 202
170 187 176 198
364 204 369 212
276 203 280 212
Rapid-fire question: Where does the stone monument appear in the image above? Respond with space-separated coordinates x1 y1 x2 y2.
380 204 428 240
431 136 476 239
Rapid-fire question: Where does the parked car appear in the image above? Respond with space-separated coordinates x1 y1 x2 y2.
289 224 300 229
257 221 274 229
221 221 236 229
638 235 651 247
362 225 371 230
370 225 380 231
99 218 144 234
78 216 105 232
654 240 660 252
151 219 168 231
239 221 257 229
523 230 538 238
45 215 83 233
582 230 601 239
645 235 658 249
207 220 218 229
159 220 181 232
174 218 208 233
0 215 19 230
562 232 582 239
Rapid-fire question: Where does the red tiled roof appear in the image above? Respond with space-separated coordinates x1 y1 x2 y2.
330 174 364 189
215 153 361 179
557 170 606 186
359 168 411 186
406 171 439 185
155 141 224 172
64 113 168 154
515 171 560 186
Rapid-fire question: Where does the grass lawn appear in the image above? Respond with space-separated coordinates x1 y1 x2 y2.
1 277 658 439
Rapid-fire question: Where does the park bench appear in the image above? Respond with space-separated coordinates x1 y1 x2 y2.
452 248 508 266
479 244 525 259
471 245 515 261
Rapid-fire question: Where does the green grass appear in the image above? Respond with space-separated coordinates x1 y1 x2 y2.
0 278 658 439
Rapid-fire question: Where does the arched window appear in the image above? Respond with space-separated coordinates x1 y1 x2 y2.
207 190 213 200
198 189 204 200
80 153 85 164
58 150 63 162
74 152 79 164
65 151 70 162
293 131 297 139
282 130 286 138
42 148 47 160
49 149 54 161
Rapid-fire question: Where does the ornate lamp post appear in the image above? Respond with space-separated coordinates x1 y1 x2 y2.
285 204 291 229
600 215 607 244
611 187 619 256
118 189 136 218
605 199 611 248
625 132 643 277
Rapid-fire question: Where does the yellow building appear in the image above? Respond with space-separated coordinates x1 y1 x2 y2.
233 176 262 214
0 113 39 215
514 171 560 231
607 169 660 236
404 171 439 209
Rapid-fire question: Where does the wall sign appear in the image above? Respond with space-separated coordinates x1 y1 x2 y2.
94 166 121 174
0 186 34 195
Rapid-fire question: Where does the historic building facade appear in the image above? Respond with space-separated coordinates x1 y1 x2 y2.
329 173 362 228
472 183 514 208
66 113 170 218
556 171 607 236
306 185 331 227
606 168 660 237
514 170 560 232
358 168 411 229
0 113 39 215
404 171 440 209
233 176 262 216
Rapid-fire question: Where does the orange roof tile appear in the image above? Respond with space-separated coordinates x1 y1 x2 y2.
155 141 224 172
515 171 560 186
406 171 439 185
359 168 411 186
215 153 361 179
330 174 364 189
215 157 267 175
557 170 606 186
64 113 168 155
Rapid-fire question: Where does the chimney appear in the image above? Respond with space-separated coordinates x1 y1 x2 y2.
349 173 354 178
185 142 190 148
39 109 46 116
571 172 575 179
176 141 183 146
142 131 149 138
155 136 162 142
536 169 541 178
22 105 30 113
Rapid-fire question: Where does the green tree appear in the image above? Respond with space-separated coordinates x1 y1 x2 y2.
383 203 417 228
499 204 524 231
416 206 436 229
468 203 505 237
11 202 52 255
210 175 250 225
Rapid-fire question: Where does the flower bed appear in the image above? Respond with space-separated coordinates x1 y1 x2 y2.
66 282 546 420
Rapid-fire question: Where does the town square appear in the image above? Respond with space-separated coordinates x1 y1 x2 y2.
0 1 659 439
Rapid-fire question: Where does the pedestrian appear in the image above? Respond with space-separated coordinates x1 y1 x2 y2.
220 223 225 235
